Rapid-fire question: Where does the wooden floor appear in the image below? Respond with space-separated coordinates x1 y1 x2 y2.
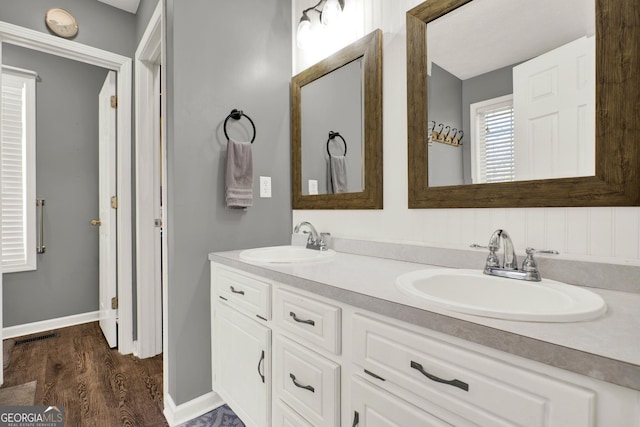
1 322 168 427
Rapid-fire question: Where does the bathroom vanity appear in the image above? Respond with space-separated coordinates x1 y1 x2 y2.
209 243 640 426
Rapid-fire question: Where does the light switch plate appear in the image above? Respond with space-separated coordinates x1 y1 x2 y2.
308 179 318 195
260 176 272 198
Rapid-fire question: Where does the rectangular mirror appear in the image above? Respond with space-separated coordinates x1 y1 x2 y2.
301 57 365 195
292 29 383 209
427 0 595 187
407 0 640 208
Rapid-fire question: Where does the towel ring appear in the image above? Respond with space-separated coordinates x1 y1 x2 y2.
326 131 347 157
224 109 256 143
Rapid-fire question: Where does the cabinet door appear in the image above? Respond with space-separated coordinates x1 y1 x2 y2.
350 375 454 427
214 302 271 427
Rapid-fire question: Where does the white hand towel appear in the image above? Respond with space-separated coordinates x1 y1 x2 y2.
329 155 348 193
225 138 253 209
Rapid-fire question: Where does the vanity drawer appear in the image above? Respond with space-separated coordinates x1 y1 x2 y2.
272 399 313 427
273 288 341 354
214 266 271 320
273 334 340 427
352 314 596 427
351 374 456 427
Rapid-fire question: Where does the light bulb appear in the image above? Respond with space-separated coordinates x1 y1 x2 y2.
296 14 312 49
321 0 342 27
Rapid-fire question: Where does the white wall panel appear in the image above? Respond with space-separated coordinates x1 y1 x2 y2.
545 208 567 254
613 208 640 260
589 208 614 257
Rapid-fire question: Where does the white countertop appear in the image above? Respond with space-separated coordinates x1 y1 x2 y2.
209 247 640 390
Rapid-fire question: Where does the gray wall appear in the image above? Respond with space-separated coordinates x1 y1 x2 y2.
428 63 464 186
135 0 161 45
0 0 136 57
166 0 292 405
2 45 109 326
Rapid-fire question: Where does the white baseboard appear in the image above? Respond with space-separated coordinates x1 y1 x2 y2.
3 311 100 339
163 391 224 427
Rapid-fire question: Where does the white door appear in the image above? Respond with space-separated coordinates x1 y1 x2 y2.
214 302 271 427
513 36 595 181
98 71 118 348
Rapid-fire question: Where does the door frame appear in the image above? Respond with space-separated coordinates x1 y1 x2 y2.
135 1 165 360
0 21 134 354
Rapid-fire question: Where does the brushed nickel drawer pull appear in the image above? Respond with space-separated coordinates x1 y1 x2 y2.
289 373 315 393
290 311 315 326
410 360 469 392
230 286 245 295
257 350 265 383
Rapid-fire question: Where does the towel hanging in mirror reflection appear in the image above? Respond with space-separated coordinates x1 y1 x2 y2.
327 131 348 193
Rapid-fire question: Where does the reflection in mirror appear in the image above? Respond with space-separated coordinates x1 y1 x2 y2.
406 0 640 208
426 0 595 187
292 29 383 209
301 57 364 195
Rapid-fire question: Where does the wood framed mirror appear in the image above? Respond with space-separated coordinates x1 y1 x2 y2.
292 29 383 209
407 0 639 208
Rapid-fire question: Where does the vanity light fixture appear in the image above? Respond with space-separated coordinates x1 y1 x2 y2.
296 0 345 49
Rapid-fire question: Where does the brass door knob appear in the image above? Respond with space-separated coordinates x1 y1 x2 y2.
91 219 102 226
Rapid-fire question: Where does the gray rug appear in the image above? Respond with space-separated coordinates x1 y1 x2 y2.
177 404 245 427
0 380 37 406
3 339 15 369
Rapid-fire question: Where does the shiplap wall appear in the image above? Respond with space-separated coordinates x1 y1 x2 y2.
291 0 640 264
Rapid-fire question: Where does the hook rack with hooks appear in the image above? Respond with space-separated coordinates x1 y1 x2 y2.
428 120 463 147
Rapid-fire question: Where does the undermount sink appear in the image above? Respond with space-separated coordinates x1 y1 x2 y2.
239 245 335 263
396 269 607 322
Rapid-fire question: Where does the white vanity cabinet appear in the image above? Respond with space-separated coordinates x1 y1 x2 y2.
211 265 272 427
211 262 640 427
213 303 271 427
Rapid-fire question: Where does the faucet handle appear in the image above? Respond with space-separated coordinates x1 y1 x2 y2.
470 243 488 249
471 244 500 268
318 232 331 250
522 247 558 279
525 247 559 256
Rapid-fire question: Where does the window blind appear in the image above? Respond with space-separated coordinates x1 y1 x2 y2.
478 102 515 183
1 71 36 271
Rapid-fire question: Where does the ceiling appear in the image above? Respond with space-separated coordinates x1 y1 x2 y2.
97 0 140 14
427 0 595 80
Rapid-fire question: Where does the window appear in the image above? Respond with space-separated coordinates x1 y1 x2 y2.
470 94 515 184
1 68 36 272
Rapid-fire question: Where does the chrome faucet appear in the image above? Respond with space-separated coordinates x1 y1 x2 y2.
472 229 558 282
293 221 330 251
487 229 518 270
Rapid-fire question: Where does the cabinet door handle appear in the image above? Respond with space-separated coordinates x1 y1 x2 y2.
410 361 469 392
289 311 315 326
257 350 265 383
352 410 359 426
289 373 315 393
230 286 245 295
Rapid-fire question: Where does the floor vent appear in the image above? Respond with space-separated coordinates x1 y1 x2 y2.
15 332 59 345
